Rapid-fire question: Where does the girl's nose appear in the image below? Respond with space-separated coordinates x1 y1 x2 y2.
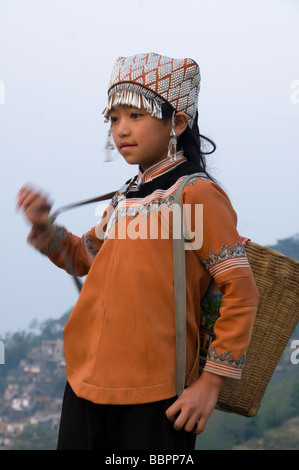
117 118 130 137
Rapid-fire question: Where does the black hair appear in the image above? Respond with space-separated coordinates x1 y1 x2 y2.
161 103 216 181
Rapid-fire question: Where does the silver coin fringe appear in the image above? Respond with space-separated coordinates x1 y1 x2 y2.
103 83 166 122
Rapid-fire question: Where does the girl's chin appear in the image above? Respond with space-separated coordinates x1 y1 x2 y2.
121 153 168 170
121 154 141 166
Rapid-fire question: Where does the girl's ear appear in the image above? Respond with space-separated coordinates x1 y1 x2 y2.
175 112 189 137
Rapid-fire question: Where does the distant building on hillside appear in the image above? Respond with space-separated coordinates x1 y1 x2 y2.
28 340 64 363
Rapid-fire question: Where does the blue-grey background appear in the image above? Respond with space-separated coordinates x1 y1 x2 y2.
0 0 298 334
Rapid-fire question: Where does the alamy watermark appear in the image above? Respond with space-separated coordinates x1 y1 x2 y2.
290 340 299 365
0 80 5 104
94 200 204 250
0 340 5 365
290 80 299 105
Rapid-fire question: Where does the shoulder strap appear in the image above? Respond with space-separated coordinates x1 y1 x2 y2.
50 177 138 292
173 172 209 396
51 176 137 221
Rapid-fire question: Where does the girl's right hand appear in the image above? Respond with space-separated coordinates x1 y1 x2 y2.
16 185 52 228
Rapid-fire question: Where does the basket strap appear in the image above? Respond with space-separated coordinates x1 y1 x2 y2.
173 172 208 396
50 177 138 293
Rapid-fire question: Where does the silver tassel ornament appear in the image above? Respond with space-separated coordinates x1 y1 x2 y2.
103 83 164 123
167 112 177 162
104 127 115 162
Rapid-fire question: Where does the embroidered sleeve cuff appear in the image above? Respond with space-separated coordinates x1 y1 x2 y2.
200 241 251 279
203 348 245 380
84 235 100 262
27 221 67 255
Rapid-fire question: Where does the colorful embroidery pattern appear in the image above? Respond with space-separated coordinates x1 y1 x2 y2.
42 226 67 256
207 347 246 369
201 242 246 268
104 194 176 241
104 53 200 128
200 243 250 278
135 153 186 185
84 235 99 258
185 173 210 186
104 172 192 241
123 195 175 220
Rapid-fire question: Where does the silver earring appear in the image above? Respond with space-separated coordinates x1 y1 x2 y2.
104 127 115 162
167 112 177 162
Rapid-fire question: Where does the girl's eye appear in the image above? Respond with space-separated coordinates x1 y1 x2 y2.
110 116 118 124
131 112 143 119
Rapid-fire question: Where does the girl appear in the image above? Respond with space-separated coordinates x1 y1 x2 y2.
17 53 259 450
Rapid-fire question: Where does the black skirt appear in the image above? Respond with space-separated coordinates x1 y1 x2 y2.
57 382 196 451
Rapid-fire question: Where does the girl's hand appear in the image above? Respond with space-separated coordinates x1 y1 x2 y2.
16 185 52 228
165 371 224 435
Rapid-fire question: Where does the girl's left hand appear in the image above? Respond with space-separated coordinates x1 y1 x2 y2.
165 371 224 435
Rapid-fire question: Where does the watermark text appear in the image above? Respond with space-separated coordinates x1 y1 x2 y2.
290 80 299 105
0 80 5 104
0 340 5 365
290 340 299 365
94 201 204 250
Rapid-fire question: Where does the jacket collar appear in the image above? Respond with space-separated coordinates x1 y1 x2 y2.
137 151 186 184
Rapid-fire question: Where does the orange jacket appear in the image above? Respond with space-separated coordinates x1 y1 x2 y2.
28 155 259 404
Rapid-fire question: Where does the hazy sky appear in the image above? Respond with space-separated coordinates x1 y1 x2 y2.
0 0 298 334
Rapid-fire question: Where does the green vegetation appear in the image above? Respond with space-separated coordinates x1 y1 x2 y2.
1 235 298 450
9 424 58 451
196 331 299 450
0 310 71 391
196 234 299 450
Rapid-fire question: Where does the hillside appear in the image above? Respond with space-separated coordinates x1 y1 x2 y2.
196 323 299 450
0 235 298 450
196 234 299 450
268 234 299 260
231 417 299 450
0 313 70 450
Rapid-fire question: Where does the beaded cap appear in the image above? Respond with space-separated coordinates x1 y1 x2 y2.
103 52 201 128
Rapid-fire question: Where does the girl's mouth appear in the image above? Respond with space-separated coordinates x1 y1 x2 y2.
121 143 137 151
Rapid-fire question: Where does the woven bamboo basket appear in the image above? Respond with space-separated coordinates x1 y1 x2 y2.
215 241 299 417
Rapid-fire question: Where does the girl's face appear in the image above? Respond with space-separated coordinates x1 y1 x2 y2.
109 105 173 171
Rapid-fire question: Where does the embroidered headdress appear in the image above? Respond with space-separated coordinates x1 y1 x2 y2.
103 52 201 129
